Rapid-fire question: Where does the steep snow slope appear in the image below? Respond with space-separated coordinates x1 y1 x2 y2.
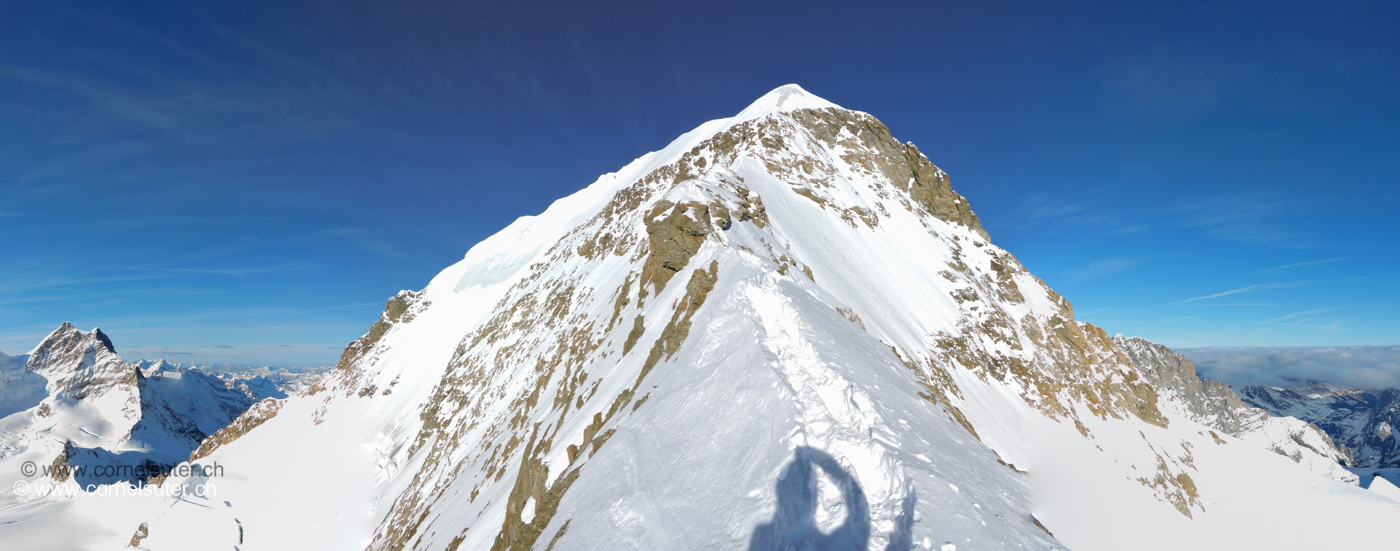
6 85 1397 551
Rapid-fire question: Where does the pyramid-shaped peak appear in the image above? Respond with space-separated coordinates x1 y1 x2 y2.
732 84 842 123
28 322 118 358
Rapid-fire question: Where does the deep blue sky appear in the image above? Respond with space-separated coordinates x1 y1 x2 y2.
2 0 1396 366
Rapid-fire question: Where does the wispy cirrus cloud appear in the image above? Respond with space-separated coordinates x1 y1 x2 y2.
1170 194 1314 248
1172 281 1311 304
1255 308 1344 332
1016 195 1146 237
111 263 314 278
1260 307 1335 324
322 228 423 262
0 263 312 294
1065 257 1139 281
1181 303 1285 307
1260 258 1344 273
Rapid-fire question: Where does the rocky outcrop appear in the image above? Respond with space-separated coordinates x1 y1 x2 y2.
128 522 149 548
188 398 283 462
787 108 989 240
639 200 728 294
1115 335 1253 435
1114 335 1354 475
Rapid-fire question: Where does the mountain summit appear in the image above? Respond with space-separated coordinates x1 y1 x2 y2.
4 86 1394 551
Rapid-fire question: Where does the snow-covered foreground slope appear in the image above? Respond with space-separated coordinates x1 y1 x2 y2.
4 85 1396 551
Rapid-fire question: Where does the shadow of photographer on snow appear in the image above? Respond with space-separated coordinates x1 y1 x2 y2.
749 447 917 551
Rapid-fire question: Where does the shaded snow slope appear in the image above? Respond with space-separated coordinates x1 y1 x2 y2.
5 85 1396 551
0 351 44 418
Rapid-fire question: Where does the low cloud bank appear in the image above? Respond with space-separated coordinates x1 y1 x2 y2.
1178 346 1400 390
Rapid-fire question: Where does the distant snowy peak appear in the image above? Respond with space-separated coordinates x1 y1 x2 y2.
25 322 136 403
0 324 293 484
130 359 329 396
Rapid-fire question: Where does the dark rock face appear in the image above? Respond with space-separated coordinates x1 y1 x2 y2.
1237 385 1400 468
640 200 727 294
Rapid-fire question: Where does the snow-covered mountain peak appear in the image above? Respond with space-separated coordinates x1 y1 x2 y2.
28 321 114 355
733 84 841 123
25 322 134 403
308 90 1189 550
0 324 299 494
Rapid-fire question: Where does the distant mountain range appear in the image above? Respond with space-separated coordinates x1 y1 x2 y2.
1235 384 1400 468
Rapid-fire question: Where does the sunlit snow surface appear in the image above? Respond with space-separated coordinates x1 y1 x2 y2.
2 85 1395 550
